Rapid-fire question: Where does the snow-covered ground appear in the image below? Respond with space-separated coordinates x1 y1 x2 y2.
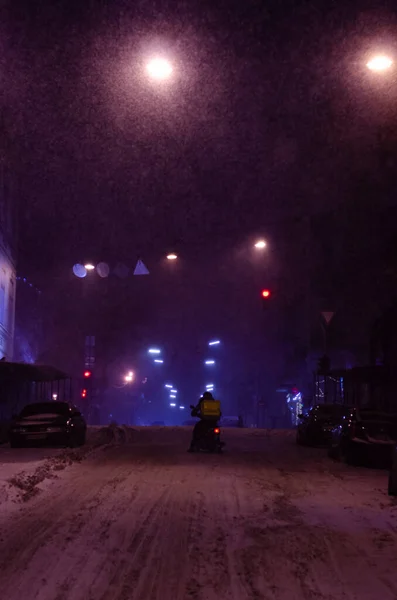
0 427 396 599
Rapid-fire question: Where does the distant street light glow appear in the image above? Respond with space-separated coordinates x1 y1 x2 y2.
170 403 176 407
147 58 173 80
148 348 161 354
124 371 134 383
254 240 267 249
366 55 393 72
84 263 95 271
179 406 185 410
262 289 271 298
165 384 173 389
170 389 178 394
209 340 221 346
166 253 178 260
170 394 176 399
154 359 164 364
205 360 215 365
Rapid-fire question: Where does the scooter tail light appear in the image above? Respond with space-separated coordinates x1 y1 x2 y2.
214 428 220 434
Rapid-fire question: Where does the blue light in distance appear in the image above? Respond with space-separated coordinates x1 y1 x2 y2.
170 394 176 398
205 360 215 365
170 389 178 394
148 348 161 354
209 340 221 346
170 403 176 407
179 406 185 410
154 359 164 364
165 384 173 389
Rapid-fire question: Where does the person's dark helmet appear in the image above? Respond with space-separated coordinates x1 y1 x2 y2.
202 391 213 400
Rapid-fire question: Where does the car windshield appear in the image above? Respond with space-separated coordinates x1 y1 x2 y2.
20 402 70 417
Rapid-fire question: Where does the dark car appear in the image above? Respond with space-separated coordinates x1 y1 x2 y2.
388 446 397 496
297 404 348 446
9 401 87 448
328 408 397 465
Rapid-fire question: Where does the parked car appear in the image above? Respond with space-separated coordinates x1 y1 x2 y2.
9 401 87 448
328 408 397 465
296 404 348 446
389 446 397 496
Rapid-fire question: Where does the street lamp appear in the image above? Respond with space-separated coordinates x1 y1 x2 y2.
366 55 393 72
124 371 134 383
166 253 178 260
84 263 96 271
208 340 220 346
148 348 161 355
254 240 267 249
147 58 173 81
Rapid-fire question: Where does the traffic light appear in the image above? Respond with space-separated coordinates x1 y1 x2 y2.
84 370 92 378
317 355 330 374
261 289 272 310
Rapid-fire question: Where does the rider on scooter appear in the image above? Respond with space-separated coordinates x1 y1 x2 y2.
188 391 221 452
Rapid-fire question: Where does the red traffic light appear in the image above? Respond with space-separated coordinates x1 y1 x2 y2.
81 389 87 398
84 370 92 378
261 289 271 299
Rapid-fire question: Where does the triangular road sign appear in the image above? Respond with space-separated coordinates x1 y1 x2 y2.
321 311 334 325
133 259 149 276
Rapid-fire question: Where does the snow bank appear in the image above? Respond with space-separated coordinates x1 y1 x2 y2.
0 425 135 505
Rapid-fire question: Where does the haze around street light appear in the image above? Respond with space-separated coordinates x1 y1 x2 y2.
166 253 178 260
255 240 267 249
366 55 393 72
84 263 96 271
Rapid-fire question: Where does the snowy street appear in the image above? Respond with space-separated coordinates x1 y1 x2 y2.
0 427 396 600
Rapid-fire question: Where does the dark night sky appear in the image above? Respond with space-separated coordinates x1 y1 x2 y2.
4 0 397 386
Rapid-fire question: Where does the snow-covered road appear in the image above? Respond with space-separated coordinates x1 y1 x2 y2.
0 427 396 600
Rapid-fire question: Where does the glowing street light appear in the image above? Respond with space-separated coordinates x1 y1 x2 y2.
170 403 177 407
124 371 134 383
254 240 267 249
148 348 161 355
366 55 393 72
205 360 215 366
84 263 96 271
179 406 185 410
170 389 178 394
208 340 221 346
166 253 178 260
154 359 164 364
165 384 173 389
147 58 173 81
170 394 176 399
